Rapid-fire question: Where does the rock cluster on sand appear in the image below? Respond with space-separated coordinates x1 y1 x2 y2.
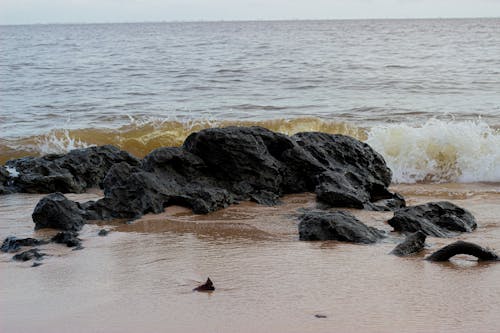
1 126 497 266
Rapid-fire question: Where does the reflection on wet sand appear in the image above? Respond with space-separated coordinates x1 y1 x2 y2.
1 184 499 333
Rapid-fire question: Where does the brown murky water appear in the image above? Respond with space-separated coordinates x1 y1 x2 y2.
1 183 499 333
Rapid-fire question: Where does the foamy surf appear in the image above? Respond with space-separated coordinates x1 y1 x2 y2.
0 117 365 164
366 118 500 183
1 117 499 184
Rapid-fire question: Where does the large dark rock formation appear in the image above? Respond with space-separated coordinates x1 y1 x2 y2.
390 231 427 256
298 210 385 243
81 127 402 220
3 145 139 194
388 201 476 237
32 192 86 231
24 127 402 227
426 241 499 262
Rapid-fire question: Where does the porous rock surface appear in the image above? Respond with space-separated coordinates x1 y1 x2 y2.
3 145 139 194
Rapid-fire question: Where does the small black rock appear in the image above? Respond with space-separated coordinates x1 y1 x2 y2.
98 229 109 236
193 277 215 292
12 249 46 261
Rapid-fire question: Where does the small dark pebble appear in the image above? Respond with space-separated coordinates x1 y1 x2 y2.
193 277 215 292
314 314 327 318
12 249 46 261
32 262 43 267
98 229 109 236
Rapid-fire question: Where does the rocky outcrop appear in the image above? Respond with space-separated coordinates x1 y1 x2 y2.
426 241 499 262
298 210 385 243
388 201 476 237
32 192 86 231
66 127 402 221
390 231 427 256
3 145 139 194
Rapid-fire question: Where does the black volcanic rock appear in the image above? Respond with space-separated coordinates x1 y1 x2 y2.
30 127 403 223
388 201 476 237
51 231 81 247
4 145 139 194
1 236 48 253
0 166 10 194
298 210 385 243
390 231 427 256
32 192 86 231
426 241 499 262
12 248 46 261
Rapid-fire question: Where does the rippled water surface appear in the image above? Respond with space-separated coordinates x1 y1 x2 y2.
1 19 500 138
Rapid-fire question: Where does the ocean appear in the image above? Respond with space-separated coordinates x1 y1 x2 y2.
1 19 500 333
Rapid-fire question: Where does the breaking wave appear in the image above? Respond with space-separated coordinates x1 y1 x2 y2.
0 117 365 164
366 118 500 183
1 116 499 184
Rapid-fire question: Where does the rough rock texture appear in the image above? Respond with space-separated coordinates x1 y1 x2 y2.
3 145 139 194
426 241 499 262
298 210 385 243
388 201 476 237
390 231 427 256
75 127 402 221
1 236 48 253
32 192 86 231
12 249 46 261
0 166 10 194
51 231 81 247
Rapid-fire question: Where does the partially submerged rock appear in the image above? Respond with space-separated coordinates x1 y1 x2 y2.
12 248 46 261
388 201 476 237
1 236 48 253
32 192 86 231
426 241 499 262
3 145 139 194
51 231 81 247
390 231 427 256
298 210 385 243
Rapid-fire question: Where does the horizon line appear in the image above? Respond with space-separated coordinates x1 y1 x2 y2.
1 16 499 27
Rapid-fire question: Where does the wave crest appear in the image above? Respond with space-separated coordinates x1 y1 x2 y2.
366 119 500 183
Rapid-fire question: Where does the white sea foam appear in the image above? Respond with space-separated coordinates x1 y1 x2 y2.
366 119 500 183
35 129 91 155
5 166 19 178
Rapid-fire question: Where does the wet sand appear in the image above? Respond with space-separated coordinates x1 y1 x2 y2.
1 183 499 333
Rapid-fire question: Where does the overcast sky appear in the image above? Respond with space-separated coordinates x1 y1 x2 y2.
1 0 499 25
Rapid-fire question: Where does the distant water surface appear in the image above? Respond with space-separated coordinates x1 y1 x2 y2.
1 19 499 182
